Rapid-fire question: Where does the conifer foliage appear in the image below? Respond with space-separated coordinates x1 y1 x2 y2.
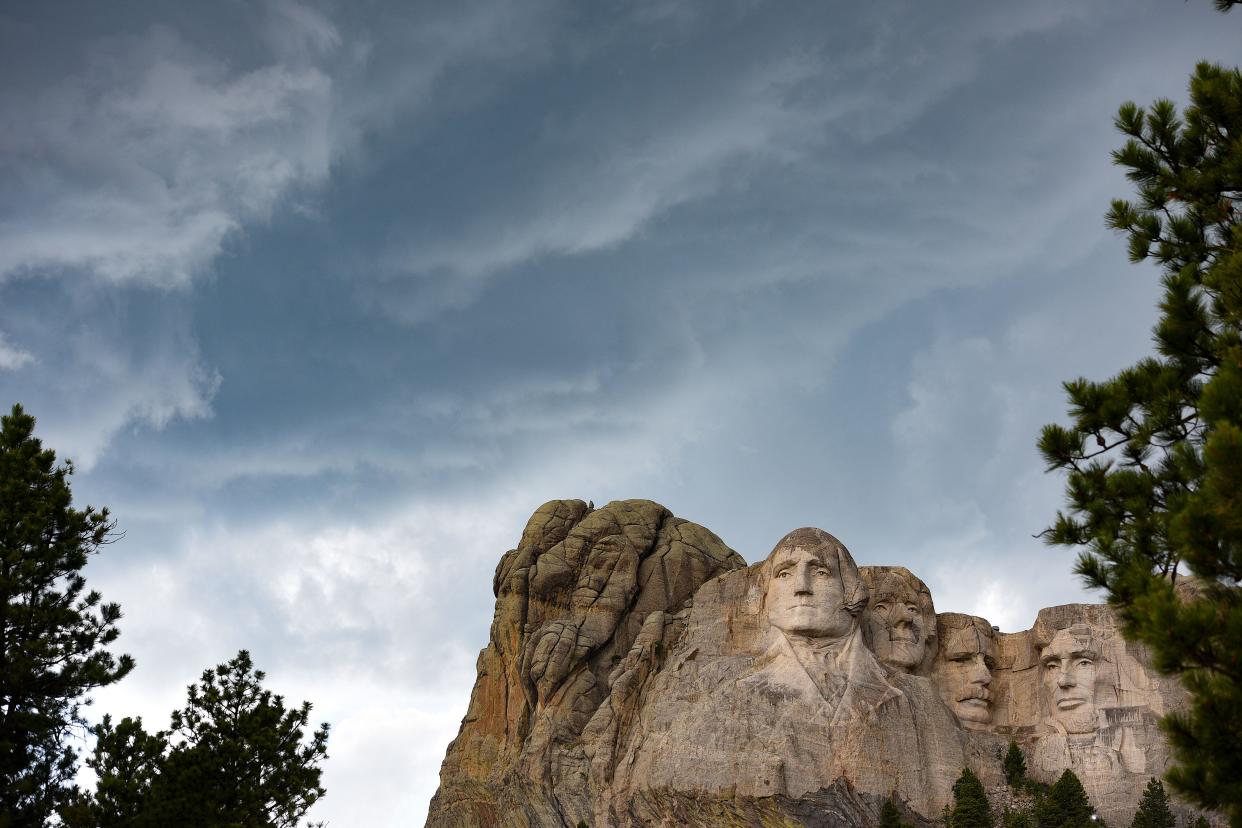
1039 62 1242 822
950 767 994 828
1034 769 1095 828
1129 778 1176 828
0 404 134 823
880 796 913 828
1004 741 1028 788
64 651 330 827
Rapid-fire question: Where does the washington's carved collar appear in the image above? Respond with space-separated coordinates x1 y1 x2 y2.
744 626 902 726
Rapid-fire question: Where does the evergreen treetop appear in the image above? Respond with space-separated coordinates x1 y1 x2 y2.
1039 61 1242 823
880 796 913 828
950 767 994 828
0 403 134 824
1035 769 1095 828
63 650 330 827
1004 742 1028 787
1129 778 1176 828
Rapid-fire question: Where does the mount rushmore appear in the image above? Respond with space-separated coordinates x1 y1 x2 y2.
427 499 1214 827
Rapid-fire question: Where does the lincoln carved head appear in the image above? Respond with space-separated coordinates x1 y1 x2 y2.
861 567 937 673
933 613 998 728
1040 624 1099 734
762 528 867 640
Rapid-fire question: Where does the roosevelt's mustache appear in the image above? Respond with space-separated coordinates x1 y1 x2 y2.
957 687 992 702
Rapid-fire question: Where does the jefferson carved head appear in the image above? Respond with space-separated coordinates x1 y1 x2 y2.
933 613 997 728
761 528 867 640
860 567 936 674
1040 624 1099 734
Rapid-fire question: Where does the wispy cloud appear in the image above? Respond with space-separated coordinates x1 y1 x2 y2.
0 21 337 287
0 333 34 370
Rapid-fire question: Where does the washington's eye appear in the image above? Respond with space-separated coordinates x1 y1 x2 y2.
1077 658 1093 668
776 570 791 579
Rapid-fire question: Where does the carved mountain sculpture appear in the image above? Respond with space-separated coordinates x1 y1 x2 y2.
427 500 1218 827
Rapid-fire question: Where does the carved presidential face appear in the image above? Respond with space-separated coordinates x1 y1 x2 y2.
766 547 854 638
866 572 932 671
1041 627 1099 734
937 621 997 726
763 529 862 640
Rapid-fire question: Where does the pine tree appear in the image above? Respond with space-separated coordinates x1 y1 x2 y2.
1038 61 1242 823
59 716 167 827
1004 741 1028 788
0 404 134 824
61 652 330 826
1130 778 1176 828
880 796 913 828
139 650 329 827
1035 769 1095 828
950 767 994 828
1003 808 1034 828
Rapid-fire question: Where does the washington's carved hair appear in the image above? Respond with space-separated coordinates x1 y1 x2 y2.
758 527 869 616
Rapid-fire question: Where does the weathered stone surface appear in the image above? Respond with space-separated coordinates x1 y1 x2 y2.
607 530 963 826
426 499 745 828
989 604 1192 827
427 512 1223 828
860 566 937 676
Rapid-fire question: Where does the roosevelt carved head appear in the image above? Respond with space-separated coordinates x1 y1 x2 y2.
860 567 937 674
1040 624 1099 734
761 528 867 640
933 613 997 728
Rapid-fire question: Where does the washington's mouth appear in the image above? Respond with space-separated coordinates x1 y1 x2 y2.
1056 698 1087 710
958 698 989 709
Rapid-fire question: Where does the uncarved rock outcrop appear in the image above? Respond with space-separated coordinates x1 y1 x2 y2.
426 499 745 828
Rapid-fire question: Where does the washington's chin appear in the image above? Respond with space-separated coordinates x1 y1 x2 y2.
771 607 851 637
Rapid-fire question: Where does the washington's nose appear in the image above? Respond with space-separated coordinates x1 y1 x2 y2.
794 567 814 594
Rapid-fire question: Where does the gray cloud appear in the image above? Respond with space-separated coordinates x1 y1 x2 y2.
0 333 34 370
6 1 1242 825
0 19 338 287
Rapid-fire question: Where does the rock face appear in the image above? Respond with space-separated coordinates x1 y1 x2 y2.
427 505 1218 827
426 499 746 827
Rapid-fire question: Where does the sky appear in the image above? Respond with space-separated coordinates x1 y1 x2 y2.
1 1 1239 824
